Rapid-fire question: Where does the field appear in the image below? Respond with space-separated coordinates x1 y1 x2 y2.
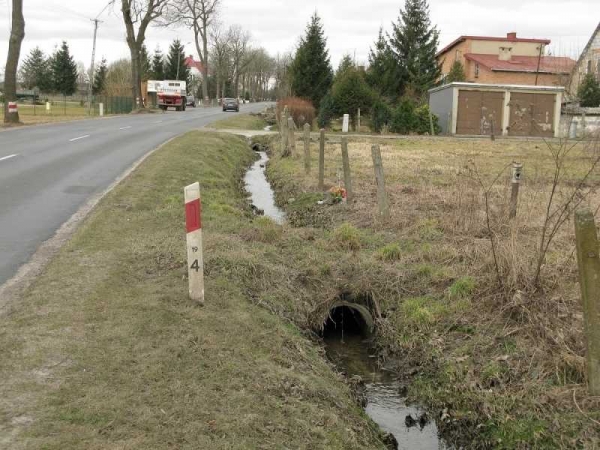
264 132 600 448
211 112 270 130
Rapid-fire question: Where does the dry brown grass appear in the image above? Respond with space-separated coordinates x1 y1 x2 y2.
267 133 600 448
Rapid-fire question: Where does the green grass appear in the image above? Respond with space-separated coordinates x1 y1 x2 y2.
211 113 268 130
0 131 386 449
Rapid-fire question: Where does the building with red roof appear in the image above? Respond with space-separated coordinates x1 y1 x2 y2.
184 55 204 76
437 32 575 87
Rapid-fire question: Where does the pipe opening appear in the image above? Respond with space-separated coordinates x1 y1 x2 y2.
323 305 370 339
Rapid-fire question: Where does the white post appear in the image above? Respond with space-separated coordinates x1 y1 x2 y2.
99 103 104 117
342 114 350 133
185 182 204 305
46 101 51 114
357 108 361 131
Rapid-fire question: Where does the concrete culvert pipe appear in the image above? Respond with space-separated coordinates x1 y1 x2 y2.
323 302 375 338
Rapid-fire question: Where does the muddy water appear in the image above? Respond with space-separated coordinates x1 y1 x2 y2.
244 151 286 224
325 332 449 449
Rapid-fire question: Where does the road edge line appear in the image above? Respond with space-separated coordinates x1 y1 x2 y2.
0 136 178 315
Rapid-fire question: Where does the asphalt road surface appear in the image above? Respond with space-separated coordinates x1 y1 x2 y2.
0 102 269 286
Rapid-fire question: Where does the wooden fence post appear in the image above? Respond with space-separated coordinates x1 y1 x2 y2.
319 129 325 190
303 123 311 174
509 162 523 220
574 208 600 395
281 107 290 157
288 117 296 156
429 108 434 136
341 137 353 202
371 145 390 219
357 108 361 131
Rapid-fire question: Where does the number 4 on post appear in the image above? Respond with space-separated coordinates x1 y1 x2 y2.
185 182 204 305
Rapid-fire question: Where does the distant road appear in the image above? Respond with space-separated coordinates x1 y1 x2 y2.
0 103 269 286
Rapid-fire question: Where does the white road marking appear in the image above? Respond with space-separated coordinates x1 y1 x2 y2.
152 120 163 124
0 154 17 162
119 126 132 130
69 135 90 142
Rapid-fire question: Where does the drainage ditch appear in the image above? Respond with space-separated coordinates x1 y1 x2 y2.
244 142 449 449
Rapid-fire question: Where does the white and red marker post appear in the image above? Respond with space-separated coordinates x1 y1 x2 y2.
8 102 18 115
184 182 204 305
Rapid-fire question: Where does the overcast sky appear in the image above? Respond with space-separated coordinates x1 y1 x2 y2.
0 0 598 73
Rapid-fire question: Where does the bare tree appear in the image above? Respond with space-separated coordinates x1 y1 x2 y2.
3 0 25 124
228 25 251 99
113 0 171 108
163 0 220 105
210 26 231 100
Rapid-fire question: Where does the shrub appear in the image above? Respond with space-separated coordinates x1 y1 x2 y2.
276 97 316 128
578 73 600 107
331 68 377 128
371 99 392 133
413 104 441 135
317 92 336 129
390 97 415 134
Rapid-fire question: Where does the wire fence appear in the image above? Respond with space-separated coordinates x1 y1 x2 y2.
1 95 135 119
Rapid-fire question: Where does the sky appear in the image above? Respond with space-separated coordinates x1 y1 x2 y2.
0 0 598 74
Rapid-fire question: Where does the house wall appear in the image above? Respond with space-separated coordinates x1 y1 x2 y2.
439 40 471 76
466 65 566 86
471 40 541 56
568 27 600 97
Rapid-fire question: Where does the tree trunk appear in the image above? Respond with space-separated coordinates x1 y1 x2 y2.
129 45 142 107
215 76 220 103
4 0 25 124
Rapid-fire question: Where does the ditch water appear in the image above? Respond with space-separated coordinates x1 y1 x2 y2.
244 150 286 224
243 146 448 449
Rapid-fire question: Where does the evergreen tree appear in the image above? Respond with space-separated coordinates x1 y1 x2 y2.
331 68 376 127
151 47 165 80
51 41 78 96
19 47 52 91
446 60 466 83
92 58 108 95
290 13 333 109
389 0 440 99
140 44 152 81
336 54 354 79
578 73 600 107
366 28 395 97
164 39 190 83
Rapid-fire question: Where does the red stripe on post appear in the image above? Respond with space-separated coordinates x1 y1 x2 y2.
185 199 202 233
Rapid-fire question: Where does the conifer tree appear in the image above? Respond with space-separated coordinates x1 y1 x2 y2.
366 27 395 97
151 47 165 80
92 57 108 95
446 60 466 83
19 47 52 91
140 44 152 81
336 54 354 79
290 13 333 109
578 73 600 107
389 0 440 98
165 39 190 83
51 41 78 96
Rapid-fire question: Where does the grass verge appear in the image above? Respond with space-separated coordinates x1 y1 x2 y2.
211 113 268 130
0 131 385 449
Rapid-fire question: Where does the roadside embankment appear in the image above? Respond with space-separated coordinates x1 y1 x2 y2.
0 131 386 449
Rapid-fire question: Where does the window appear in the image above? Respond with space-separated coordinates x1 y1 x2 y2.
475 63 480 78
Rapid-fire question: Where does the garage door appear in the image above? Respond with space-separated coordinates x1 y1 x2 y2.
508 93 555 137
456 90 504 135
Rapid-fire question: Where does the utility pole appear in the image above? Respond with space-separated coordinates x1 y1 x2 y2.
534 44 544 86
87 18 101 115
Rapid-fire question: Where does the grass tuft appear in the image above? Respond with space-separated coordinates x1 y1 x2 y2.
332 223 362 251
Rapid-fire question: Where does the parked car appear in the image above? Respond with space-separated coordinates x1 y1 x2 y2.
222 98 239 112
186 95 196 107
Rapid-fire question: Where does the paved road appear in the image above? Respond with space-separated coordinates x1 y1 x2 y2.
0 103 269 286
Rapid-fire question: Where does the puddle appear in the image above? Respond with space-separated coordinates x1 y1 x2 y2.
325 329 449 449
244 151 286 224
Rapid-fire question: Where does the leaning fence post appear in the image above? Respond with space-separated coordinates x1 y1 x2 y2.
371 145 390 219
509 162 523 220
318 129 325 190
281 107 290 157
288 117 296 156
184 182 204 306
303 123 311 174
574 208 600 395
341 137 353 202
